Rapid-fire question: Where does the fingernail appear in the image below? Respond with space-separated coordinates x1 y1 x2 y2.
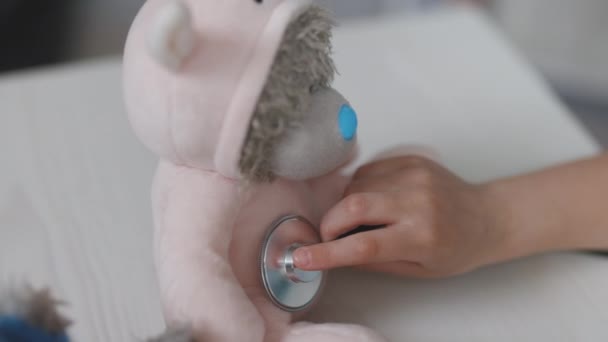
293 248 311 268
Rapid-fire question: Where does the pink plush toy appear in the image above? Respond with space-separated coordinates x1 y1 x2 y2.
123 0 389 341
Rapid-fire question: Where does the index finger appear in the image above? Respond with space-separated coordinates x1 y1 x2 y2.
293 227 411 271
320 192 400 241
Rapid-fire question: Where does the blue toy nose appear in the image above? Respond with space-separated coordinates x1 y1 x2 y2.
338 104 358 141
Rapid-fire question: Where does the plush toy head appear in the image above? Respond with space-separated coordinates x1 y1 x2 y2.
123 0 358 182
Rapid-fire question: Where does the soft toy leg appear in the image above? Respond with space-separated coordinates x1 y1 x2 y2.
282 322 387 342
153 165 266 342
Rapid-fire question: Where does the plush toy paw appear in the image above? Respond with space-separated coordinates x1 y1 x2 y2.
0 286 71 342
146 327 194 342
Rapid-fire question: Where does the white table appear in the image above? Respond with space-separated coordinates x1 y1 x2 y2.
1 6 606 342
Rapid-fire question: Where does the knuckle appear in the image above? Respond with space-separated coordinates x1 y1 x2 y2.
343 193 368 216
407 166 434 186
352 235 379 259
411 223 440 250
400 155 430 168
315 248 332 268
344 180 366 197
421 229 439 248
413 187 440 212
354 164 374 178
386 192 405 213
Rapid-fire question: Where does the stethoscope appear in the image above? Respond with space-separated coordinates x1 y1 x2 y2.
260 215 324 312
260 215 384 312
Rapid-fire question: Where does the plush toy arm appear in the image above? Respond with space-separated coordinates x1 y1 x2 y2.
152 162 265 342
282 322 387 342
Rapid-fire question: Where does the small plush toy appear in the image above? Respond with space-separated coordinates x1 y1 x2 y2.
123 0 388 341
0 286 70 342
0 285 190 341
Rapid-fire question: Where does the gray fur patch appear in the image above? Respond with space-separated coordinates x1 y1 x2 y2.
26 287 71 334
239 5 336 182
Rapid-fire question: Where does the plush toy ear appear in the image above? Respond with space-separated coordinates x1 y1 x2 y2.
147 1 195 70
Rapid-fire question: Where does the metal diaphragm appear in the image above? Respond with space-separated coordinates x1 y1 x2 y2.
260 215 326 312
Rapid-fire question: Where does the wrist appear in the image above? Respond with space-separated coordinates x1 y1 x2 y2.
477 181 518 266
477 178 562 265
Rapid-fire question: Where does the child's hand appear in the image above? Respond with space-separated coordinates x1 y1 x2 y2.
294 156 504 278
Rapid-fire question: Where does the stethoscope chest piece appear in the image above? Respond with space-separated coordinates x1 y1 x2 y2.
260 215 326 312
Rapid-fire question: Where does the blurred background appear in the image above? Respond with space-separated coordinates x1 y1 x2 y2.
1 0 607 145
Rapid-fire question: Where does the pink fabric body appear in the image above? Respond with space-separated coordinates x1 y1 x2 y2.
123 0 391 340
152 161 388 341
